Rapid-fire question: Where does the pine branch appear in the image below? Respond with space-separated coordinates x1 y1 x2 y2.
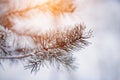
0 0 92 73
0 24 92 72
0 54 32 59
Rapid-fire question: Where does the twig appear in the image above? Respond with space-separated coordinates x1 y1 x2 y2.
0 54 32 59
0 46 9 55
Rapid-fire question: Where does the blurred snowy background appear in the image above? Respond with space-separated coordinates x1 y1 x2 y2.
0 0 120 80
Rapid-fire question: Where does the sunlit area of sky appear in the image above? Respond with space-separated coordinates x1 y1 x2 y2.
0 0 120 80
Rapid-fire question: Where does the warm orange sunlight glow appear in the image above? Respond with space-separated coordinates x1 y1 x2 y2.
40 0 75 15
0 0 80 35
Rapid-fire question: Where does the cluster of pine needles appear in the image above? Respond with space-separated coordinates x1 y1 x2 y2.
0 24 92 72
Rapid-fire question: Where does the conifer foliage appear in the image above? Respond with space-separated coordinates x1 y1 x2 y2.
0 0 92 72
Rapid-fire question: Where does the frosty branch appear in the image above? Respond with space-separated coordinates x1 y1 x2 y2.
0 0 92 72
0 24 92 72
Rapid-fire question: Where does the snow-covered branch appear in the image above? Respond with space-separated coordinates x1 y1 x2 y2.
0 24 92 72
